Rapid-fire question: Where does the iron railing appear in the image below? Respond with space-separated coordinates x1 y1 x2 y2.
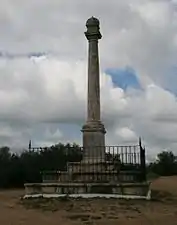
29 139 146 183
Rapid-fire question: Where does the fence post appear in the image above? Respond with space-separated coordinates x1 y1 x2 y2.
28 140 32 151
139 138 146 181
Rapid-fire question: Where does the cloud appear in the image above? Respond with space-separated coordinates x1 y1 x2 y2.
0 0 176 160
0 56 176 160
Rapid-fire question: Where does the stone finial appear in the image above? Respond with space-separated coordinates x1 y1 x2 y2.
85 16 102 40
86 16 100 27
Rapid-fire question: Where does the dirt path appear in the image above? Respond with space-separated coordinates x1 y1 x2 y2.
0 177 177 225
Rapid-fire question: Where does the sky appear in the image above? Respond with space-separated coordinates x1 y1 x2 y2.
0 0 177 159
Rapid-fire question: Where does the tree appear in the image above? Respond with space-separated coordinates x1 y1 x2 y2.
0 144 176 188
149 151 177 176
0 146 12 187
0 143 82 188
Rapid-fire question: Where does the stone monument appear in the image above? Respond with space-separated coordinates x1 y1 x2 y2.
82 17 106 163
24 17 150 199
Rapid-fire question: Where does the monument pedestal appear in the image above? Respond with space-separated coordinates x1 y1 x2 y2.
82 121 106 162
24 157 150 198
66 161 120 183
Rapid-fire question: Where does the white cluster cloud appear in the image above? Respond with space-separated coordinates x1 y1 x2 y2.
0 56 177 159
0 0 176 159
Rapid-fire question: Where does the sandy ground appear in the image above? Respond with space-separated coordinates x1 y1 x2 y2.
0 176 177 225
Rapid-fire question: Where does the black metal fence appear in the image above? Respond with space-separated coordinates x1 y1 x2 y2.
29 139 146 183
66 145 146 183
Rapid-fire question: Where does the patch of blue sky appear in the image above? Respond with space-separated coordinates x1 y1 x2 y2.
105 66 142 91
161 66 177 95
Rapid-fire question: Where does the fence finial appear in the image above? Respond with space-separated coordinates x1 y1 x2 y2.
139 137 142 147
29 140 32 150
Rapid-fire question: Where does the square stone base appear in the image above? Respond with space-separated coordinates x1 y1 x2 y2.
67 161 120 173
42 161 122 183
24 182 150 198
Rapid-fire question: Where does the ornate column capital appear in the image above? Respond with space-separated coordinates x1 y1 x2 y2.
85 16 102 40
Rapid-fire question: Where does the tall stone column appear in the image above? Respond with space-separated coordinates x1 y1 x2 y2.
82 17 106 162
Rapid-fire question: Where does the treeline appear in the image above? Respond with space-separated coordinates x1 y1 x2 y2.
0 143 177 188
0 143 82 188
148 151 177 176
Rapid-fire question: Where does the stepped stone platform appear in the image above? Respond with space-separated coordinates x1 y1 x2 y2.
24 159 150 198
24 182 150 197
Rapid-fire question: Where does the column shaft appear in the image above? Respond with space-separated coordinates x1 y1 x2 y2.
87 39 100 122
81 17 106 162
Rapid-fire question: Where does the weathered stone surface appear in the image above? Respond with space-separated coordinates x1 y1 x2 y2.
67 161 120 173
82 17 106 162
24 182 150 196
